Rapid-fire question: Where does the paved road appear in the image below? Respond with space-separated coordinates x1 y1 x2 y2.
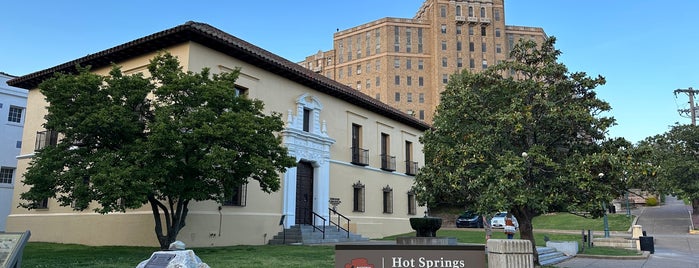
558 196 699 268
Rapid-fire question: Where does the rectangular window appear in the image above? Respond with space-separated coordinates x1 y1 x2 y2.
482 60 488 69
419 93 425 103
481 26 487 36
406 28 412 53
383 186 393 214
376 59 381 71
441 41 447 51
35 130 59 151
366 31 371 57
339 67 344 79
234 85 248 97
223 183 247 206
408 191 417 215
469 42 474 52
376 93 381 100
406 59 412 69
348 66 352 77
353 182 365 212
469 25 474 35
456 25 462 35
418 60 424 70
419 110 425 120
442 74 448 84
394 75 400 85
407 76 412 86
394 26 400 52
351 124 368 165
418 77 424 87
303 108 311 132
394 58 400 68
357 64 362 74
348 41 353 61
496 44 502 54
470 59 475 68
8 106 23 123
375 29 381 54
366 79 371 89
395 92 401 102
0 167 14 184
495 9 501 21
417 28 423 53
457 41 462 51
495 28 501 37
440 5 447 17
37 198 49 209
407 92 413 102
441 24 447 34
482 43 487 52
376 77 380 86
457 58 463 68
356 81 362 91
366 63 371 73
442 57 447 67
380 133 396 171
405 141 417 175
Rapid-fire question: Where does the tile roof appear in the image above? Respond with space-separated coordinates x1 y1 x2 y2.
8 21 430 130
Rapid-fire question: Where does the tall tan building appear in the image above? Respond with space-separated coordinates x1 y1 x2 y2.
299 0 546 123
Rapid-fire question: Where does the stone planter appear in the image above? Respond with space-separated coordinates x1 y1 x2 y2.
409 217 442 237
546 241 579 256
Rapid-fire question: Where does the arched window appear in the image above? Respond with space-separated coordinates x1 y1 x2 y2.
481 7 486 17
468 6 473 17
456 6 462 16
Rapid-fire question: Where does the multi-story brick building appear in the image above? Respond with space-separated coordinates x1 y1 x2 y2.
299 0 546 123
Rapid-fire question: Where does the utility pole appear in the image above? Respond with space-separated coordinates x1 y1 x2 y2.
675 87 699 125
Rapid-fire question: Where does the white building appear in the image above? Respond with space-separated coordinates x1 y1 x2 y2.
0 72 28 231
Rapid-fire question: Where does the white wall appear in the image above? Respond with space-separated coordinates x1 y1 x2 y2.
0 73 28 231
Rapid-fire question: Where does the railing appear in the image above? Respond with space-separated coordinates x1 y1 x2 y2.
467 17 478 23
405 161 418 176
480 17 491 24
380 154 396 171
310 211 326 239
455 16 466 22
351 147 369 166
329 208 351 238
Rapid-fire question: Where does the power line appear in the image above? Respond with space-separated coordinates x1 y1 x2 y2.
674 87 699 125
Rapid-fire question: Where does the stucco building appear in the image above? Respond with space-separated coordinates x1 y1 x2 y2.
299 0 546 123
0 72 27 232
6 22 429 247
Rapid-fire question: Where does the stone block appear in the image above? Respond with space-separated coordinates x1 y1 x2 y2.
487 239 533 268
546 241 578 256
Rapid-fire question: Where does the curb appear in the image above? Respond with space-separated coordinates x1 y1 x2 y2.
575 251 650 260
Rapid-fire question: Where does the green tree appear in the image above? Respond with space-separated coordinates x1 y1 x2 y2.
414 38 624 263
20 53 297 249
644 124 699 214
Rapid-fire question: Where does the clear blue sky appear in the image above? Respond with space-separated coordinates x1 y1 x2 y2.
2 0 698 143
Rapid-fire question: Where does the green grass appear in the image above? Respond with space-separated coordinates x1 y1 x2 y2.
533 212 634 231
19 213 637 267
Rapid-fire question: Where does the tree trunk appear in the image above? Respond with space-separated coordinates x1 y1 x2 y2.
692 198 699 215
513 209 539 265
148 195 190 249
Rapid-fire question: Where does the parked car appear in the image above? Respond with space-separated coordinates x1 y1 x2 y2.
455 211 484 228
490 212 518 229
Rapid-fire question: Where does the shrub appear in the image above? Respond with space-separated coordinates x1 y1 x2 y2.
646 196 659 206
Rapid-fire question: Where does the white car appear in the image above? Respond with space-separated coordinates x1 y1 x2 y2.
490 212 519 229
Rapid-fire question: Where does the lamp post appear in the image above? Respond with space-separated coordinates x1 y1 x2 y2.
599 172 610 238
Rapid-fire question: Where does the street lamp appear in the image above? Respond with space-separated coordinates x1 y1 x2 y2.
599 172 610 238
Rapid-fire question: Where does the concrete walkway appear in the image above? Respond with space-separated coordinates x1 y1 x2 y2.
558 196 699 268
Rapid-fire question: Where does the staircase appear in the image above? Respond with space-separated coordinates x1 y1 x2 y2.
268 224 369 245
537 246 573 266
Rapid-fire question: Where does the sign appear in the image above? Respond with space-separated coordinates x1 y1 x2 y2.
0 230 31 268
144 253 176 268
335 244 485 268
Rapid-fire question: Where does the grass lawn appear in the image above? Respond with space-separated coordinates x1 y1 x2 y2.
19 213 636 267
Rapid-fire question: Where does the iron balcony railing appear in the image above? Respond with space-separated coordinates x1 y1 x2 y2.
380 154 396 171
405 161 418 176
351 147 369 166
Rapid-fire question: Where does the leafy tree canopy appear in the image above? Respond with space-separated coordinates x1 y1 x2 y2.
20 53 297 248
414 37 625 262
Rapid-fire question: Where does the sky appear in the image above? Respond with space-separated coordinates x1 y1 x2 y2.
2 0 698 143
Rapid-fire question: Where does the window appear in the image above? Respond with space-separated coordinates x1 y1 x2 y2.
0 167 14 184
353 181 365 212
8 106 23 123
440 5 447 17
496 44 502 54
457 58 463 68
468 6 474 16
380 134 396 171
376 77 380 86
394 26 400 52
338 40 344 63
494 9 501 21
441 41 447 50
366 79 371 89
234 85 248 97
408 191 417 215
406 59 412 69
470 59 475 68
302 108 311 132
351 124 368 166
407 76 412 86
417 28 423 53
495 28 501 37
16 141 21 148
395 75 400 85
442 74 448 84
366 63 371 73
376 93 381 100
348 67 352 77
419 110 425 120
481 26 487 36
406 28 412 53
407 92 413 102
419 93 425 103
481 7 486 17
469 42 475 52
405 141 417 176
482 60 488 69
348 41 353 61
37 198 49 209
442 57 447 67
482 42 487 52
395 92 401 102
383 185 393 214
418 60 424 70
418 77 424 87
223 183 247 206
339 67 344 79
394 58 400 68
457 41 462 51
456 5 462 16
376 59 381 71
357 65 361 74
375 29 381 54
469 25 474 35
441 24 447 34
456 25 462 35
356 81 361 91
35 130 59 151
